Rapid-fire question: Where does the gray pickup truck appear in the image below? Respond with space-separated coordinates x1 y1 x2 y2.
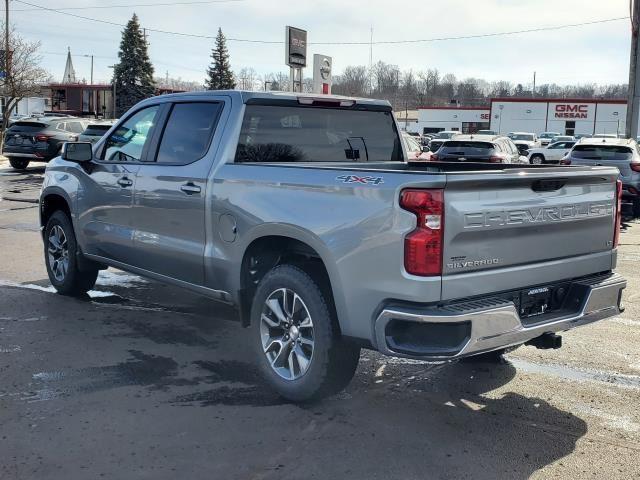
39 91 626 401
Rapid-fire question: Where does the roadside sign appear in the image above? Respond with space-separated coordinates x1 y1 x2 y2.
285 26 307 68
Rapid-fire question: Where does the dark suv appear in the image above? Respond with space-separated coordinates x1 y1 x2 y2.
3 117 89 170
431 134 525 163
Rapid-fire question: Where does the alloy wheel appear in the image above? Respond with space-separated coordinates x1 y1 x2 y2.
47 225 69 282
260 288 315 380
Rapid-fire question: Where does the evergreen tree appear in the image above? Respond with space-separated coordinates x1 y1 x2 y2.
205 28 235 90
112 14 155 117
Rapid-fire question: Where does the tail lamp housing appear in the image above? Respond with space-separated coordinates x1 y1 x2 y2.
400 189 444 276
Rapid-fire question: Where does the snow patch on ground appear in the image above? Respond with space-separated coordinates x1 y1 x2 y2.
96 270 148 288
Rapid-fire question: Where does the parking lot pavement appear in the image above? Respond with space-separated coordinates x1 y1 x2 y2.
1 159 639 479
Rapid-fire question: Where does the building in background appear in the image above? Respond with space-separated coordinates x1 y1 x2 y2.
489 98 630 136
46 83 114 118
409 106 490 134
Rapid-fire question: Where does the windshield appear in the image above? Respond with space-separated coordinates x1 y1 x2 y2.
83 125 112 135
511 134 535 141
571 145 633 160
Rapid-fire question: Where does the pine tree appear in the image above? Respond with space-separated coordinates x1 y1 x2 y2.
112 14 156 117
205 28 235 90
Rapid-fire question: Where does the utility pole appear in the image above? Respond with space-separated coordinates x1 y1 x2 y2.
4 0 9 106
369 26 373 94
626 0 640 139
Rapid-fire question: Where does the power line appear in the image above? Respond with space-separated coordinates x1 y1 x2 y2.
13 0 245 12
13 0 629 46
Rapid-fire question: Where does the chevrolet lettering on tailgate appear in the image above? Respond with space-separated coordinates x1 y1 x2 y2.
464 203 614 229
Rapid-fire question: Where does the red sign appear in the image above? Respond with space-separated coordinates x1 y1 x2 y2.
554 104 589 119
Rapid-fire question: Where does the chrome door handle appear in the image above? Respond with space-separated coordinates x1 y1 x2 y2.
180 183 201 195
117 177 133 187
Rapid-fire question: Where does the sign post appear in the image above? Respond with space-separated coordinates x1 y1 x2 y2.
312 54 332 94
285 26 307 92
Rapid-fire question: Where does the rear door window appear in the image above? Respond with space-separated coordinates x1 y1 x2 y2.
155 102 222 165
235 105 402 163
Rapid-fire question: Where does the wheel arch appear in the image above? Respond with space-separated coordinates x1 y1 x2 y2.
236 226 344 330
40 188 73 236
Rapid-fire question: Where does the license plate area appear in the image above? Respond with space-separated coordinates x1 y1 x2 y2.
518 282 572 324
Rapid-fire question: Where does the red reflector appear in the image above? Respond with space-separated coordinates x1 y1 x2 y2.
560 159 572 165
489 155 504 163
400 189 444 276
631 162 640 173
35 135 51 142
614 179 622 248
430 154 438 162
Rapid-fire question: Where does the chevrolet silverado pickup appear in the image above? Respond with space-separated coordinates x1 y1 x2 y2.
39 91 626 401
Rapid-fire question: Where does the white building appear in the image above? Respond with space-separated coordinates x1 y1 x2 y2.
489 98 630 137
409 107 491 135
1 96 49 117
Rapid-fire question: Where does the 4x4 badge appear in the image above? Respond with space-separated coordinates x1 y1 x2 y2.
336 175 384 185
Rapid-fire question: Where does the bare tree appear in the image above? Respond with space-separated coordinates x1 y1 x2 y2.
0 25 50 149
332 65 369 97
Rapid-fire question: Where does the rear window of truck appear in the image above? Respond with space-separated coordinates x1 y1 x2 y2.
235 105 402 163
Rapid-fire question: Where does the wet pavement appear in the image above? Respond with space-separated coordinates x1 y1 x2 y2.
1 158 639 479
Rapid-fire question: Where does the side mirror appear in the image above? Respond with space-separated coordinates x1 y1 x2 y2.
61 142 93 163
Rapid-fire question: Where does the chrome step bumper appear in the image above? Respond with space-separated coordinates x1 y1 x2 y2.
374 273 626 361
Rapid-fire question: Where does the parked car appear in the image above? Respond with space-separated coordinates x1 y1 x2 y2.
476 129 497 135
3 117 90 170
402 132 432 161
539 131 561 146
433 130 459 139
508 132 538 154
564 137 640 215
551 135 575 143
39 91 626 402
427 138 447 152
77 121 116 144
527 140 576 164
431 135 527 163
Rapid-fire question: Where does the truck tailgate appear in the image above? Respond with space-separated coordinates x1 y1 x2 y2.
441 167 618 299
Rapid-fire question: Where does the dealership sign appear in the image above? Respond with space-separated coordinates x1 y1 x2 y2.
285 26 307 68
554 104 590 119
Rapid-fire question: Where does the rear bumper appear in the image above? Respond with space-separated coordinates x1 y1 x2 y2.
4 153 43 160
374 273 626 361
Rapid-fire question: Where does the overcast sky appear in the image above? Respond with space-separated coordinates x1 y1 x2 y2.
10 0 634 87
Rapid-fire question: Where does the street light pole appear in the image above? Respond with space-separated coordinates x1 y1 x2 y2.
626 0 640 138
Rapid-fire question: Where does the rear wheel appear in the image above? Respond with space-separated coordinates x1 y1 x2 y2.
250 264 360 402
44 211 98 296
529 154 544 165
9 158 29 170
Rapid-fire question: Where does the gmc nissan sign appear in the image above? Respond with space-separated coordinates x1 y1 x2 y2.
554 104 590 119
285 26 307 68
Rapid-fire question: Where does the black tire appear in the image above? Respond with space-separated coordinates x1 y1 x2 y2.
250 264 360 402
9 158 29 170
529 154 544 165
633 198 640 219
44 210 98 296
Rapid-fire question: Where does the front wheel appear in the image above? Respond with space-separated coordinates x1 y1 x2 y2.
250 264 360 402
44 211 98 296
9 158 29 170
529 154 544 165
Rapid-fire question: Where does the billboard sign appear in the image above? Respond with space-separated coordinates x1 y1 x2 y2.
552 103 592 119
285 26 307 68
312 54 332 94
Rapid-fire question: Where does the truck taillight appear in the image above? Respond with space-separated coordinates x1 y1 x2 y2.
630 162 640 172
35 134 51 142
430 154 438 162
489 155 504 163
614 179 622 248
400 189 444 276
